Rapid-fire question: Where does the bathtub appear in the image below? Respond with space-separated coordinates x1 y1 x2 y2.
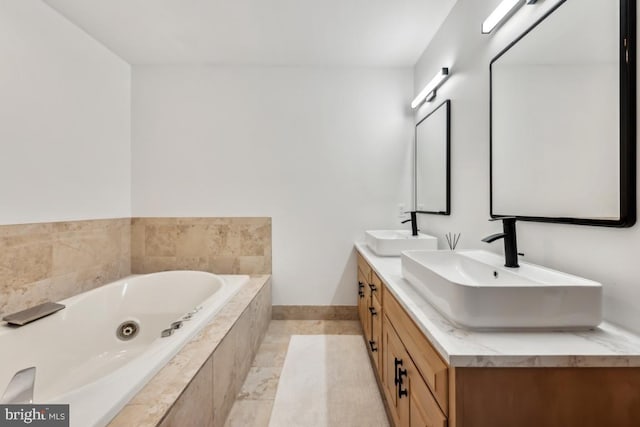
0 270 248 427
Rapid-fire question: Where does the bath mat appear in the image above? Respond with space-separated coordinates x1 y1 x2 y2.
269 335 389 427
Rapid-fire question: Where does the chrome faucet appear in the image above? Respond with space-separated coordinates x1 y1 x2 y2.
401 211 419 236
482 217 520 268
0 367 36 404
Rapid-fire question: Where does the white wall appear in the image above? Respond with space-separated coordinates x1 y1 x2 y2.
413 0 640 333
132 66 413 305
0 0 131 225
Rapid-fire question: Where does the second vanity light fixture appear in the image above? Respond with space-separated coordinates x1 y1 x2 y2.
411 67 450 109
482 0 537 34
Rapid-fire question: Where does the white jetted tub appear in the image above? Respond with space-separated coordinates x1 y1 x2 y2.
0 270 249 427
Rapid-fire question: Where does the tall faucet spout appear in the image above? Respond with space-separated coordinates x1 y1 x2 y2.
481 232 506 243
482 217 520 268
401 211 419 236
0 367 36 404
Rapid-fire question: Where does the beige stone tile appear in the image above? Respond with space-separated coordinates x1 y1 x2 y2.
174 257 209 271
0 222 52 238
209 256 238 274
235 308 254 384
176 224 208 257
205 224 227 255
250 282 272 354
130 217 272 275
50 219 93 232
237 256 268 275
108 404 160 427
51 232 113 275
75 262 121 293
224 400 274 427
130 352 195 407
130 256 144 274
158 356 214 427
211 224 238 256
0 239 52 287
47 272 81 302
118 256 131 278
142 256 178 273
272 305 358 321
261 333 291 346
263 255 272 273
0 278 53 316
237 367 281 400
321 320 363 335
0 218 130 316
133 217 178 226
130 221 145 258
266 320 363 336
251 341 290 368
176 217 231 226
145 225 177 257
213 329 239 427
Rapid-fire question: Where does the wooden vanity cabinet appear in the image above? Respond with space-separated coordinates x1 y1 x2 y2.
359 253 448 427
357 253 640 427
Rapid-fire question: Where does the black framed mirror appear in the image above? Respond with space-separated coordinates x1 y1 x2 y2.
490 0 636 227
415 99 451 215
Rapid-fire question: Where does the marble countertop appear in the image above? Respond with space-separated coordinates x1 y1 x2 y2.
355 243 640 368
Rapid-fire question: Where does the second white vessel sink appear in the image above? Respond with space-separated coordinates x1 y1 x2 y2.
401 250 602 330
365 230 438 256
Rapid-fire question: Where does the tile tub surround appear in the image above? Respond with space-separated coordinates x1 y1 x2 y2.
0 218 131 317
109 275 272 427
131 217 272 275
355 243 640 368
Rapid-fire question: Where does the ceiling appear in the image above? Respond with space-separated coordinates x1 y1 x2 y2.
43 0 457 66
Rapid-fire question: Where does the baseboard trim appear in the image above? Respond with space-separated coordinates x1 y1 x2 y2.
272 305 358 320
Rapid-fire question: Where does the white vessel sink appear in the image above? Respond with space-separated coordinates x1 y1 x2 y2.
365 230 438 256
401 250 602 330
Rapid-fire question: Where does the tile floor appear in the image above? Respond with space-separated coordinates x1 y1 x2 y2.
224 320 363 427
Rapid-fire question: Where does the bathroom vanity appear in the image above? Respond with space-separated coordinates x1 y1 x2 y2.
356 243 640 427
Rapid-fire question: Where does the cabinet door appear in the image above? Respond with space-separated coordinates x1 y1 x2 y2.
407 357 447 427
382 315 410 426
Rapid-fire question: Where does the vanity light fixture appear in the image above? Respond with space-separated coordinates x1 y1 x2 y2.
482 0 537 34
411 67 449 109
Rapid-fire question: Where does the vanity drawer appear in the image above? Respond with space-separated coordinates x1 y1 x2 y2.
384 286 449 415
